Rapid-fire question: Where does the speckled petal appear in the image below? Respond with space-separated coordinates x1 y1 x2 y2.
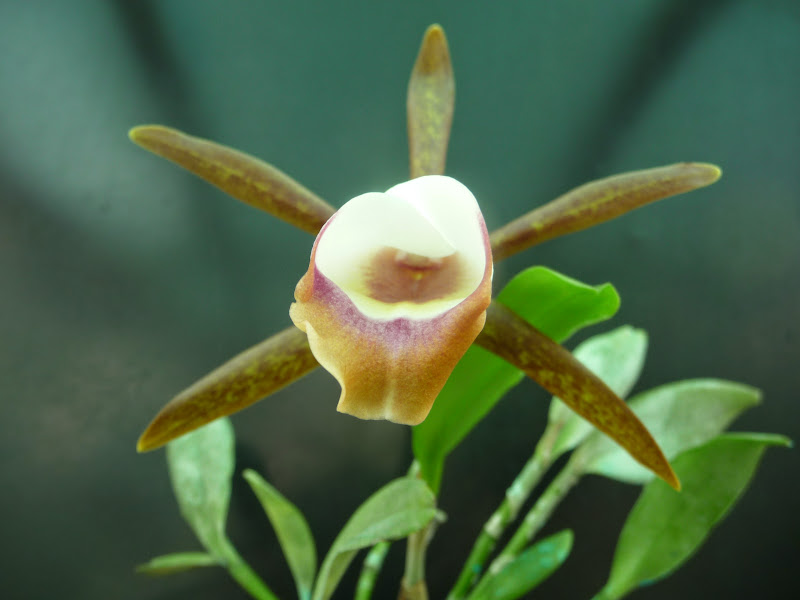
290 176 492 425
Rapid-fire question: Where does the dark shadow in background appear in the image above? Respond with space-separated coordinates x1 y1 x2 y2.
112 0 191 116
569 0 733 180
111 0 290 344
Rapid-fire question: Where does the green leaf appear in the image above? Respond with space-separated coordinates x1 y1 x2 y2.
496 267 620 342
549 326 648 457
165 419 278 600
414 266 620 492
469 530 573 600
244 469 317 600
166 417 235 557
577 380 761 484
598 433 791 600
312 477 437 600
136 552 220 576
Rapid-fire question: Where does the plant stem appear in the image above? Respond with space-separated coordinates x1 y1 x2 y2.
484 454 583 578
220 540 278 600
446 423 562 600
355 542 391 600
398 579 429 600
398 461 440 600
400 523 431 600
590 589 616 600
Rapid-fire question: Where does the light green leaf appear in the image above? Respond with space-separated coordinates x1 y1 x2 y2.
549 326 648 457
165 419 277 599
312 477 436 600
469 530 573 600
244 469 317 600
136 552 220 575
414 266 620 492
577 380 761 484
166 417 235 557
598 433 790 600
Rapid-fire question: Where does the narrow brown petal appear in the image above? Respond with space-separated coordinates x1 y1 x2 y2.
476 301 680 490
407 24 455 179
129 125 335 235
490 163 722 262
137 327 319 452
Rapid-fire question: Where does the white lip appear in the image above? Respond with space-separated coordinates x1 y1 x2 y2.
315 175 490 320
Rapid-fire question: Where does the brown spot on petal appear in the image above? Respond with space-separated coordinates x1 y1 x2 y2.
364 247 465 304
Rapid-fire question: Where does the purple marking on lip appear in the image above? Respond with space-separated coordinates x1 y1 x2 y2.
312 265 449 344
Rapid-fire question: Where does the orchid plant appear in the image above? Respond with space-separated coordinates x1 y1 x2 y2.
132 25 788 600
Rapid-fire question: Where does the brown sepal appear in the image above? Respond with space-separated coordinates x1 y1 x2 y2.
490 163 721 262
129 125 335 235
476 301 680 489
407 25 455 179
137 326 319 452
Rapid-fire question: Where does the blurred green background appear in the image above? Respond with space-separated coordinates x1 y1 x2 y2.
1 1 798 598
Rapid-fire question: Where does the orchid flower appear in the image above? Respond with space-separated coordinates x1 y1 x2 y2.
290 175 493 425
131 24 721 490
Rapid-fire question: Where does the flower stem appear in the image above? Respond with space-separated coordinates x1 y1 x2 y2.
399 461 438 600
219 540 278 600
355 542 391 600
446 423 563 600
484 454 583 579
400 524 432 600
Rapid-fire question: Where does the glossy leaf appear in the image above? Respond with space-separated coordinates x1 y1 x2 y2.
495 267 621 343
312 477 436 600
413 266 620 492
549 326 648 458
136 552 220 576
577 380 761 484
597 433 791 600
166 417 235 557
468 530 573 600
139 326 319 452
244 469 317 600
407 24 454 179
490 163 722 262
129 125 335 234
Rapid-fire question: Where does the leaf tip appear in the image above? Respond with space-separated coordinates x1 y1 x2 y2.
683 162 722 188
558 528 575 550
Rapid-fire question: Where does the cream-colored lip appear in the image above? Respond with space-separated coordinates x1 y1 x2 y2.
314 175 489 320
